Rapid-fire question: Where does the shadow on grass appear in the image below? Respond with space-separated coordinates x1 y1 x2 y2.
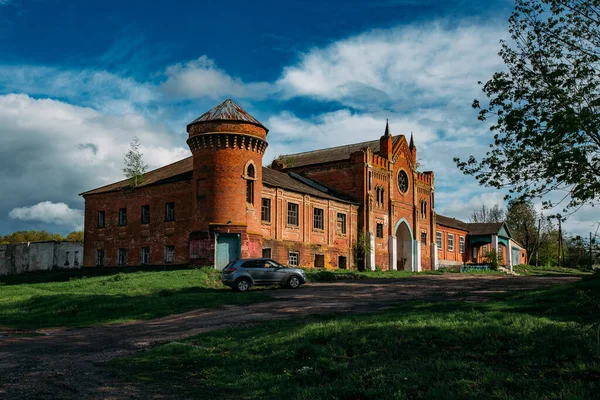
0 286 270 330
111 276 600 400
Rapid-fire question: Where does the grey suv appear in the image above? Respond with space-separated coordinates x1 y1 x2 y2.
221 258 307 292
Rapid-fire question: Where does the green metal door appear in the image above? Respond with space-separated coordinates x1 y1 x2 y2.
216 234 241 270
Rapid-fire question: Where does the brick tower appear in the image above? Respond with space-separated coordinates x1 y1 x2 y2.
186 99 268 268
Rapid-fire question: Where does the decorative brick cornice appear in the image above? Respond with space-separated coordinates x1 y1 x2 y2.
187 133 268 155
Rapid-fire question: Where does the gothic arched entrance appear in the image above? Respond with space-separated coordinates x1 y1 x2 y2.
395 219 414 271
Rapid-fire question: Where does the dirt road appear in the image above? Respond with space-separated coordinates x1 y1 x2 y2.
0 274 579 399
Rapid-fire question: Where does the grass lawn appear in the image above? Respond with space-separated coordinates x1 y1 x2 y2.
112 273 600 400
514 264 592 276
0 268 269 329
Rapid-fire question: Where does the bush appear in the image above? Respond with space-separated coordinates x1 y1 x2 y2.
311 270 337 282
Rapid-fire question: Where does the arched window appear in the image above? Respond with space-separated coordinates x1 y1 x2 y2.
375 187 380 207
245 162 256 205
380 188 385 208
420 200 427 219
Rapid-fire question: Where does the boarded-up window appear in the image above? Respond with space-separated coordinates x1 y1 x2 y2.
314 254 325 268
338 256 347 269
262 248 272 258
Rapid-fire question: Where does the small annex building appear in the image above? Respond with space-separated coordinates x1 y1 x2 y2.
435 215 527 270
81 99 525 271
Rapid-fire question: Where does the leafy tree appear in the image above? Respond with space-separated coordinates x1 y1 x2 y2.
123 136 148 187
456 0 600 212
470 204 505 223
1 230 64 243
353 228 372 271
505 200 538 261
66 231 84 242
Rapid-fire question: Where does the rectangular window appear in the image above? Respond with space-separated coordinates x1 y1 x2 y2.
262 248 272 258
165 202 175 222
421 231 427 246
459 237 465 254
96 249 104 267
74 251 79 266
141 247 150 265
288 251 299 266
98 211 105 228
472 246 478 261
337 213 347 235
261 198 271 222
448 234 455 252
338 256 347 269
287 203 299 226
141 205 150 224
376 223 384 238
314 254 325 268
436 231 442 249
117 248 127 266
164 245 175 264
313 208 324 230
246 180 254 204
119 208 127 226
64 251 70 266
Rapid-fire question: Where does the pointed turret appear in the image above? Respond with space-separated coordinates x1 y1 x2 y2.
380 119 393 160
409 132 414 150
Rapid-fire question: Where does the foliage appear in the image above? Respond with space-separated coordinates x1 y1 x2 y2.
303 268 444 282
123 136 148 187
469 203 504 223
65 231 84 242
456 0 600 212
1 230 64 244
0 268 269 329
483 248 500 270
112 275 600 400
513 263 591 276
505 199 538 260
352 228 372 270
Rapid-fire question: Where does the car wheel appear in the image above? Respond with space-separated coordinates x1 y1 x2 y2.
287 275 301 289
235 278 251 292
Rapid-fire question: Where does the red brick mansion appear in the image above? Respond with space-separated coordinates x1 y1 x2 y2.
81 99 526 271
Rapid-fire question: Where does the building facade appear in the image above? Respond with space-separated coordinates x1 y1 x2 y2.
81 99 524 271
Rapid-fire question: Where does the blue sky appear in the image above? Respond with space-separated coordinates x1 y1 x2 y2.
0 0 595 236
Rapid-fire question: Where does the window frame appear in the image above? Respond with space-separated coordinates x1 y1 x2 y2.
141 247 150 265
141 205 150 225
165 202 175 222
96 249 104 267
397 169 409 193
459 236 465 254
421 231 427 246
118 208 127 226
313 207 324 230
261 198 271 223
448 234 455 252
288 251 300 266
117 248 127 266
287 202 299 226
336 212 347 235
436 231 443 249
97 211 105 228
164 245 175 264
376 223 384 238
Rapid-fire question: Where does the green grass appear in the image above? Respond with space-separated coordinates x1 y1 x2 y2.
514 264 592 276
0 268 269 329
112 273 600 400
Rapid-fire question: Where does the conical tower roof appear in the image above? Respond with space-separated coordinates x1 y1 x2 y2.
187 99 268 131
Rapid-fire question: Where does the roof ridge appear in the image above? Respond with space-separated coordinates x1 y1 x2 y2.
279 139 380 158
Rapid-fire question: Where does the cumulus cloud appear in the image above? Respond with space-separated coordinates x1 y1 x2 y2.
0 65 156 114
0 94 190 233
277 22 507 111
161 56 274 100
9 202 84 230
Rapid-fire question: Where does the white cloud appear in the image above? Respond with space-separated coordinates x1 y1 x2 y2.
9 202 84 230
161 56 274 100
0 65 157 114
0 94 189 232
277 22 507 110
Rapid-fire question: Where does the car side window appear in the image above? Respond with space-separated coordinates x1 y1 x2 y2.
266 261 280 268
241 260 258 268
